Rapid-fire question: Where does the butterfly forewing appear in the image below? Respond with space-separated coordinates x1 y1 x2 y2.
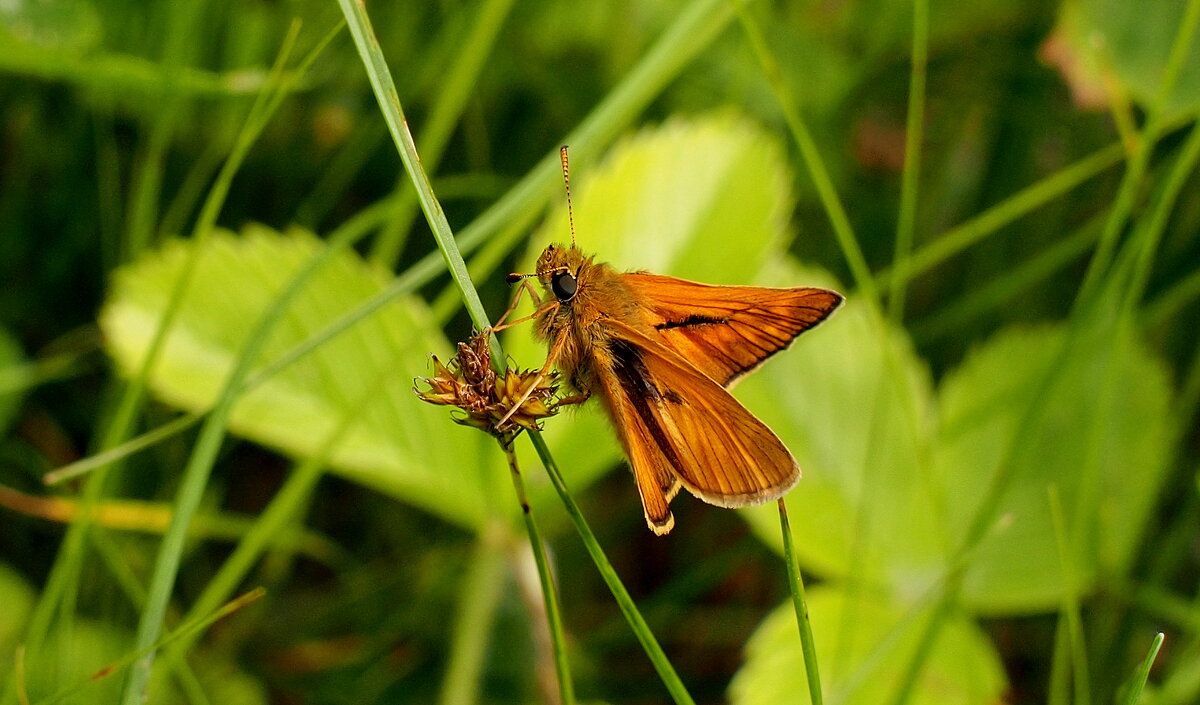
623 273 843 386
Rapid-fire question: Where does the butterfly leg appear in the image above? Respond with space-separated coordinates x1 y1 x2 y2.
496 326 570 430
553 392 590 407
491 279 546 331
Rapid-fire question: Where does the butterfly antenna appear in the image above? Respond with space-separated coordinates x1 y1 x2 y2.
560 145 576 247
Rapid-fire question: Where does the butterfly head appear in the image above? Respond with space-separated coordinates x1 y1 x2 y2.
535 243 588 303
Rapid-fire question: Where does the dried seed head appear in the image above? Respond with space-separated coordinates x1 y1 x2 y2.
415 331 562 437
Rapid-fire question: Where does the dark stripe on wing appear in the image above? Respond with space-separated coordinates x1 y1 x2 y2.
609 338 687 474
654 313 728 330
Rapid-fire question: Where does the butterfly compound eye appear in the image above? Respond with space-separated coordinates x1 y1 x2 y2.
551 271 578 300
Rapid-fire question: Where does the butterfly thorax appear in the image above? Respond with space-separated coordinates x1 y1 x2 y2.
533 244 649 394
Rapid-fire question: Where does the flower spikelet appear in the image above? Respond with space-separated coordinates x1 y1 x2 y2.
415 331 560 436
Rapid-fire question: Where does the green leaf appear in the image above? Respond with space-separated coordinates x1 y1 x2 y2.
730 586 1006 705
100 225 499 530
934 323 1173 613
1062 0 1200 116
503 112 798 513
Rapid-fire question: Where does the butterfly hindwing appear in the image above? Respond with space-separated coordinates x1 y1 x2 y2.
591 318 800 533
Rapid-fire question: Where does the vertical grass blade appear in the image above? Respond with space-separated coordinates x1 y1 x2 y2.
438 528 511 705
732 3 876 307
1048 486 1091 705
502 445 575 705
779 498 823 705
527 433 696 705
887 0 928 321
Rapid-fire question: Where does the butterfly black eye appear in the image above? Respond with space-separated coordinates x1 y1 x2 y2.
551 271 578 300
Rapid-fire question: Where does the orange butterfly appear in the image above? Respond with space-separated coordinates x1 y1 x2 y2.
500 148 842 534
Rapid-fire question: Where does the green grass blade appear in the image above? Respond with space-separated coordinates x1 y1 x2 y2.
1048 486 1091 705
1076 0 1200 307
1123 120 1200 312
371 0 520 268
888 0 928 321
336 0 490 330
1121 633 1165 705
337 2 576 700
438 529 511 705
43 412 205 485
122 0 204 259
875 142 1124 292
43 589 265 705
779 499 823 705
886 316 1100 705
164 367 394 659
501 445 575 705
733 3 875 306
527 433 695 705
119 24 347 702
910 212 1103 342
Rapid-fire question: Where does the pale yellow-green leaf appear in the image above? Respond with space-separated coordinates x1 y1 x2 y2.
101 225 500 530
730 586 1006 705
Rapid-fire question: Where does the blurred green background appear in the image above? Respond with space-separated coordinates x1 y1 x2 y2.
0 0 1198 703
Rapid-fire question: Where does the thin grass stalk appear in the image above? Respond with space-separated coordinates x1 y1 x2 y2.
910 214 1103 343
733 23 938 642
732 3 876 306
1144 263 1200 332
123 0 201 258
526 433 696 705
438 527 511 705
43 184 402 488
878 314 1094 705
335 0 490 329
502 444 575 705
879 23 1200 695
826 521 1001 705
1048 619 1071 705
119 25 345 702
165 362 397 659
731 21 936 682
6 25 309 705
887 0 928 321
38 1 749 697
46 589 265 705
830 363 898 676
778 499 823 705
44 412 205 485
1076 0 1200 307
1048 486 1091 705
170 0 746 427
1123 121 1200 313
875 142 1124 292
371 0 520 268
